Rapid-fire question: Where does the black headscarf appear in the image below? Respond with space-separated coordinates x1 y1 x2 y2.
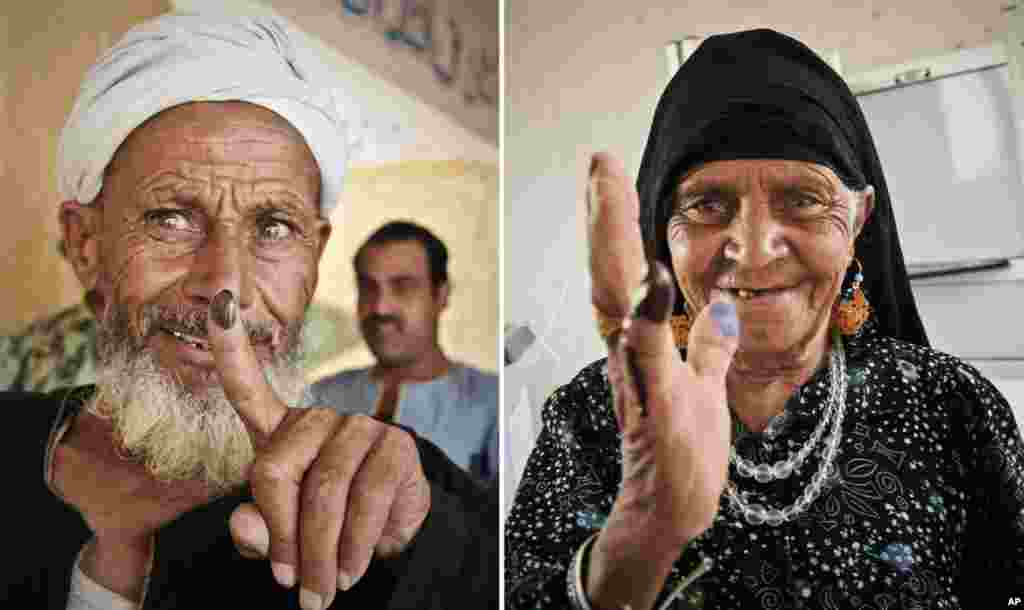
637 29 929 347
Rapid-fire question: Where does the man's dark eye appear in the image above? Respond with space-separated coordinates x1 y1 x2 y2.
144 209 194 232
257 219 295 242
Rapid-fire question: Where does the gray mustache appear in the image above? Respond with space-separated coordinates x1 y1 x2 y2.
146 304 275 344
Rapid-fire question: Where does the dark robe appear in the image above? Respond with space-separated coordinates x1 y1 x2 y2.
1 386 497 608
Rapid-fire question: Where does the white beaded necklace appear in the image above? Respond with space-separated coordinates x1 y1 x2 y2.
724 329 847 526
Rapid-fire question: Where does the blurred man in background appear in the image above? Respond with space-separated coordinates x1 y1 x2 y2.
314 221 498 482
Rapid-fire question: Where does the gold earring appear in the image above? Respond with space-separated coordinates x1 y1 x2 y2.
833 257 871 336
593 307 692 347
594 308 622 342
670 312 691 347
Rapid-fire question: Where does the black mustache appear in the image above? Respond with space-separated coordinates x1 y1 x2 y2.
364 315 403 328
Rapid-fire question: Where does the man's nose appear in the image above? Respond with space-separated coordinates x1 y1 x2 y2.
722 202 790 270
183 227 253 308
366 289 398 316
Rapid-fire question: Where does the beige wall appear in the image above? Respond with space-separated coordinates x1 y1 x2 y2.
169 0 497 162
310 161 499 378
274 0 497 144
1 1 170 335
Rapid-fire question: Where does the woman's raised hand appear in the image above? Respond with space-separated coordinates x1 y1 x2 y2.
585 152 740 610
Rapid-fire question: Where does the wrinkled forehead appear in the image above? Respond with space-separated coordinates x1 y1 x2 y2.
677 159 846 194
103 101 321 205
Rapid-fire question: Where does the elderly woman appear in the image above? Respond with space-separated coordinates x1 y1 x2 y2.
505 29 1024 609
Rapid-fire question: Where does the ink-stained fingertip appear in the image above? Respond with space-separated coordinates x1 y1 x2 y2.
211 289 237 330
630 261 675 324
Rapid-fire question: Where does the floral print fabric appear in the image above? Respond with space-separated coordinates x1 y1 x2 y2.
505 320 1024 608
0 304 97 393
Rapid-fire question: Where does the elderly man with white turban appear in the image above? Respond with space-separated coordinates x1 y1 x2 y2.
0 12 495 610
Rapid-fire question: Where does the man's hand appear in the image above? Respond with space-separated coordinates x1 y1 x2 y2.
207 290 430 610
584 153 739 610
53 289 431 609
52 412 216 600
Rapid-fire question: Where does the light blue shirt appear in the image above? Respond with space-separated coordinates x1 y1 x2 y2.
312 363 498 481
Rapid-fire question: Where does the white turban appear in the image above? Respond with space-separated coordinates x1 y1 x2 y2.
57 12 356 217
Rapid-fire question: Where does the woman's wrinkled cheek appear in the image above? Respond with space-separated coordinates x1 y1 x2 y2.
802 205 855 261
811 269 845 308
805 234 853 317
667 234 700 311
803 210 852 242
667 222 722 311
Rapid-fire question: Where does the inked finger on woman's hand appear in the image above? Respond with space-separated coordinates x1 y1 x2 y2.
620 261 677 415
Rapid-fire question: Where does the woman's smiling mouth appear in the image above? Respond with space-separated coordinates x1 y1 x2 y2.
711 283 803 307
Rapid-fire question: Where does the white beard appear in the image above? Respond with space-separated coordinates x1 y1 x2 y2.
89 318 311 493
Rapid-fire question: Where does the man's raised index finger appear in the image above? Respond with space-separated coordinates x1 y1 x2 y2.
207 289 288 443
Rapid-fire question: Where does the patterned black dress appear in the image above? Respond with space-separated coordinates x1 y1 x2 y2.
505 320 1024 609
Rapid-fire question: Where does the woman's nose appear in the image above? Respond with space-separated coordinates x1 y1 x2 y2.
722 203 790 269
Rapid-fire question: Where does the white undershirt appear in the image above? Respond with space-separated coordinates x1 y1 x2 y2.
68 541 139 610
47 413 146 610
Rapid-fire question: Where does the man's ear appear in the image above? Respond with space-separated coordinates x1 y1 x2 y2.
314 219 332 261
59 200 102 291
436 281 450 311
